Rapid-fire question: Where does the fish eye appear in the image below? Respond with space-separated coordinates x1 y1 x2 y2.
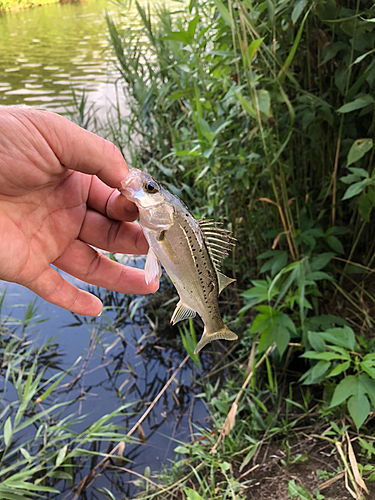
144 180 159 194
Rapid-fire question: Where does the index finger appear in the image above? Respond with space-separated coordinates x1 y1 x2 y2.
27 109 129 188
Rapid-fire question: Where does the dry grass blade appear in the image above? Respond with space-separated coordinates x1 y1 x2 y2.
224 402 238 436
138 424 146 444
115 441 126 466
211 345 274 453
319 471 345 491
336 441 365 500
346 432 369 494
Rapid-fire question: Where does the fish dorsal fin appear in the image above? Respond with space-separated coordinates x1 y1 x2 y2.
217 272 236 294
170 301 196 325
199 219 236 274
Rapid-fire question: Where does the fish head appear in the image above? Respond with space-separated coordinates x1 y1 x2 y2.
121 169 164 209
120 169 174 230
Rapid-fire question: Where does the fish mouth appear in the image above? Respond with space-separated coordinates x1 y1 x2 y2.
120 169 142 203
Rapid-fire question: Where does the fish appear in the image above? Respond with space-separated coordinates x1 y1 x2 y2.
120 168 238 354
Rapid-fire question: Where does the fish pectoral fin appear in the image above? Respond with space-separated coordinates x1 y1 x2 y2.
145 248 162 284
217 272 236 295
194 325 238 354
170 301 196 325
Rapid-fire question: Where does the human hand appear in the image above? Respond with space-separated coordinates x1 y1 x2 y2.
0 107 158 316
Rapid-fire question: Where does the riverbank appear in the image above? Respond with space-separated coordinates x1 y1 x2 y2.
0 0 63 14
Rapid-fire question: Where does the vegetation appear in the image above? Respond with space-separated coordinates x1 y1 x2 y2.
103 0 375 497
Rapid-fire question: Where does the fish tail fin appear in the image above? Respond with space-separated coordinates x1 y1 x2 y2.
194 325 238 354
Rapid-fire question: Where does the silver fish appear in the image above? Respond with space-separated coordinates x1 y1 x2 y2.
120 169 237 353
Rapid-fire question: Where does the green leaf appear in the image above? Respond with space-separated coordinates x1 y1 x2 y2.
342 180 368 200
3 417 12 448
174 445 189 454
347 138 373 167
55 444 68 468
187 14 199 38
197 116 212 140
358 374 375 407
259 250 288 277
337 95 374 113
212 0 232 27
326 235 344 254
319 326 356 350
183 488 205 500
358 193 372 222
250 306 275 334
236 93 257 118
168 88 194 100
348 390 370 429
307 331 326 352
257 89 271 118
292 0 307 24
301 360 331 385
330 376 351 406
163 31 192 44
248 38 264 61
310 253 334 271
328 360 350 377
257 310 295 356
348 167 370 178
288 480 313 499
321 41 347 65
306 271 333 281
301 351 346 361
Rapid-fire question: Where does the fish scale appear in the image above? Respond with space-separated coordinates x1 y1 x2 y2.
120 169 238 353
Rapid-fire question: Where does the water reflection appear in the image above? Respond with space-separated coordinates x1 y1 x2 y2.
0 0 126 119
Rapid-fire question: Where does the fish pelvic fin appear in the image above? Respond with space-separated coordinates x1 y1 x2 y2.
194 325 238 354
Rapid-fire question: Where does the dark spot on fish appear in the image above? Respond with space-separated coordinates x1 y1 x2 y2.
157 231 166 241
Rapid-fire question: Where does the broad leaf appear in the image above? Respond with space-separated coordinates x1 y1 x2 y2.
347 391 370 429
310 253 334 271
318 326 356 350
342 179 368 200
337 95 374 113
347 138 373 167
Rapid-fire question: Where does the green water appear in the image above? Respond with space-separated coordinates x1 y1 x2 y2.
0 0 125 118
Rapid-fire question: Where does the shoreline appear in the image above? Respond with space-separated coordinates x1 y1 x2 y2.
0 0 77 14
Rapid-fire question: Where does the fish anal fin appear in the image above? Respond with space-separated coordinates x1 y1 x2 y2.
145 248 162 284
170 301 196 325
217 272 236 295
194 325 238 354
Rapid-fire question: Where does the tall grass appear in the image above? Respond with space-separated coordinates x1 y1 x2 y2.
107 0 375 277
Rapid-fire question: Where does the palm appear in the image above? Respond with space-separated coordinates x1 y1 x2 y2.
0 171 89 283
0 108 158 315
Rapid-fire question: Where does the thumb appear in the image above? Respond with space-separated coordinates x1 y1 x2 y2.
25 109 129 188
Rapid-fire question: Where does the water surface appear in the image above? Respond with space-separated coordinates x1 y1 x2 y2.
0 0 127 119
